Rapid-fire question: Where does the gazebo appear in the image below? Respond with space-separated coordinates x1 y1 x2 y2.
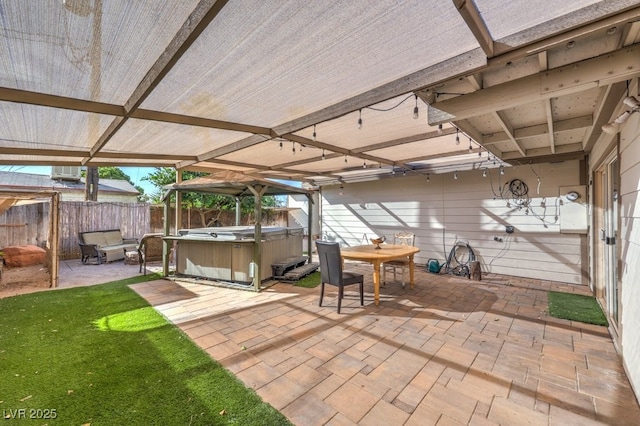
162 170 314 290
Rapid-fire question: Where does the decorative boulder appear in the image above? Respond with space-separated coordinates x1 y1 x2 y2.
2 245 47 267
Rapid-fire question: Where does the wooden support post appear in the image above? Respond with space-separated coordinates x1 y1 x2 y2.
163 190 173 277
49 192 60 288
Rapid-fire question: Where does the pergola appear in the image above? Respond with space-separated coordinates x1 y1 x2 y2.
1 1 639 185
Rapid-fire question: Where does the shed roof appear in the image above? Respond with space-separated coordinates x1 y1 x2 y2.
0 171 139 195
165 171 311 198
1 1 639 185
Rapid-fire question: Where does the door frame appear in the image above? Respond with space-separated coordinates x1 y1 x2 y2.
593 147 621 337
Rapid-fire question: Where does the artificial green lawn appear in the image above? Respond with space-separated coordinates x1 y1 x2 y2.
0 274 290 425
293 271 320 288
548 291 609 326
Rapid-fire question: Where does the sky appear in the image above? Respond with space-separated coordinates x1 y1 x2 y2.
0 165 157 195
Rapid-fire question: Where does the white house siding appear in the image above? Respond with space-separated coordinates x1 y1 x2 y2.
618 103 640 402
320 160 586 284
60 192 139 203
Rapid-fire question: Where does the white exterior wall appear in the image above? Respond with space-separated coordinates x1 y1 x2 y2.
320 160 586 284
618 106 640 402
60 191 139 203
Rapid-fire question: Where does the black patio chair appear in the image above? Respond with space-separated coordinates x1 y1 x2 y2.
315 241 364 314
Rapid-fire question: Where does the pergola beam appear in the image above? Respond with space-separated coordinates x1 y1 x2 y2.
87 0 231 160
428 44 640 125
453 0 494 57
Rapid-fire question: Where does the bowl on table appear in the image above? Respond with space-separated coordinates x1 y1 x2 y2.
370 236 386 249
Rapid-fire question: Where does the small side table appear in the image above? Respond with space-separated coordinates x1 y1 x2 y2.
124 249 139 265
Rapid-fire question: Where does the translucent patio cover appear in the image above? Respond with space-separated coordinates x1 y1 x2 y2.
1 1 640 185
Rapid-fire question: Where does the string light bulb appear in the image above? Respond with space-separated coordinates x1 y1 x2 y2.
312 124 316 142
292 142 296 155
438 123 443 135
426 173 430 182
363 160 367 169
455 128 460 145
357 109 363 129
279 141 283 151
413 95 419 119
468 137 473 152
321 149 325 160
482 169 487 178
500 165 505 175
454 171 458 180
344 154 348 163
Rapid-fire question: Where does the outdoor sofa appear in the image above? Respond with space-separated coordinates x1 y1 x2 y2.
78 229 138 264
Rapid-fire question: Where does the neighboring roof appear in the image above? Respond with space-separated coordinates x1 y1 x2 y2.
0 171 140 195
165 171 311 198
1 1 639 186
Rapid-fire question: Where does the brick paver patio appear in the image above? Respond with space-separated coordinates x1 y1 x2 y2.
130 264 640 425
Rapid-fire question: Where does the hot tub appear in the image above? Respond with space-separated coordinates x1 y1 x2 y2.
166 226 303 285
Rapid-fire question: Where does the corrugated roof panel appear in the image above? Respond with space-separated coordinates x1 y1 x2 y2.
0 101 113 149
0 0 199 104
476 0 604 40
103 118 251 156
142 0 478 126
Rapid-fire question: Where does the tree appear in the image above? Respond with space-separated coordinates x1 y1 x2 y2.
143 168 283 225
83 166 147 201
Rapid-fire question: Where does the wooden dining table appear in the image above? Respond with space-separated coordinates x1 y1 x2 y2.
340 244 420 306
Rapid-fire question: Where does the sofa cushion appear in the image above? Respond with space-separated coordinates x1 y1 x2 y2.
82 232 108 247
104 230 124 246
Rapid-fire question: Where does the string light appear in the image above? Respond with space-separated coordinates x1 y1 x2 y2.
344 154 348 163
363 160 367 169
426 173 430 182
292 142 296 155
438 123 443 135
454 171 458 180
413 95 419 119
482 169 487 178
312 124 316 142
500 165 505 175
357 109 363 129
321 149 325 160
455 128 460 145
478 147 482 157
279 141 283 151
468 137 473 152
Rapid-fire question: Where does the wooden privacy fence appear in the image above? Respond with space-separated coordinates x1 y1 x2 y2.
149 205 291 233
0 202 50 249
2 202 299 260
0 201 149 260
60 202 150 259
